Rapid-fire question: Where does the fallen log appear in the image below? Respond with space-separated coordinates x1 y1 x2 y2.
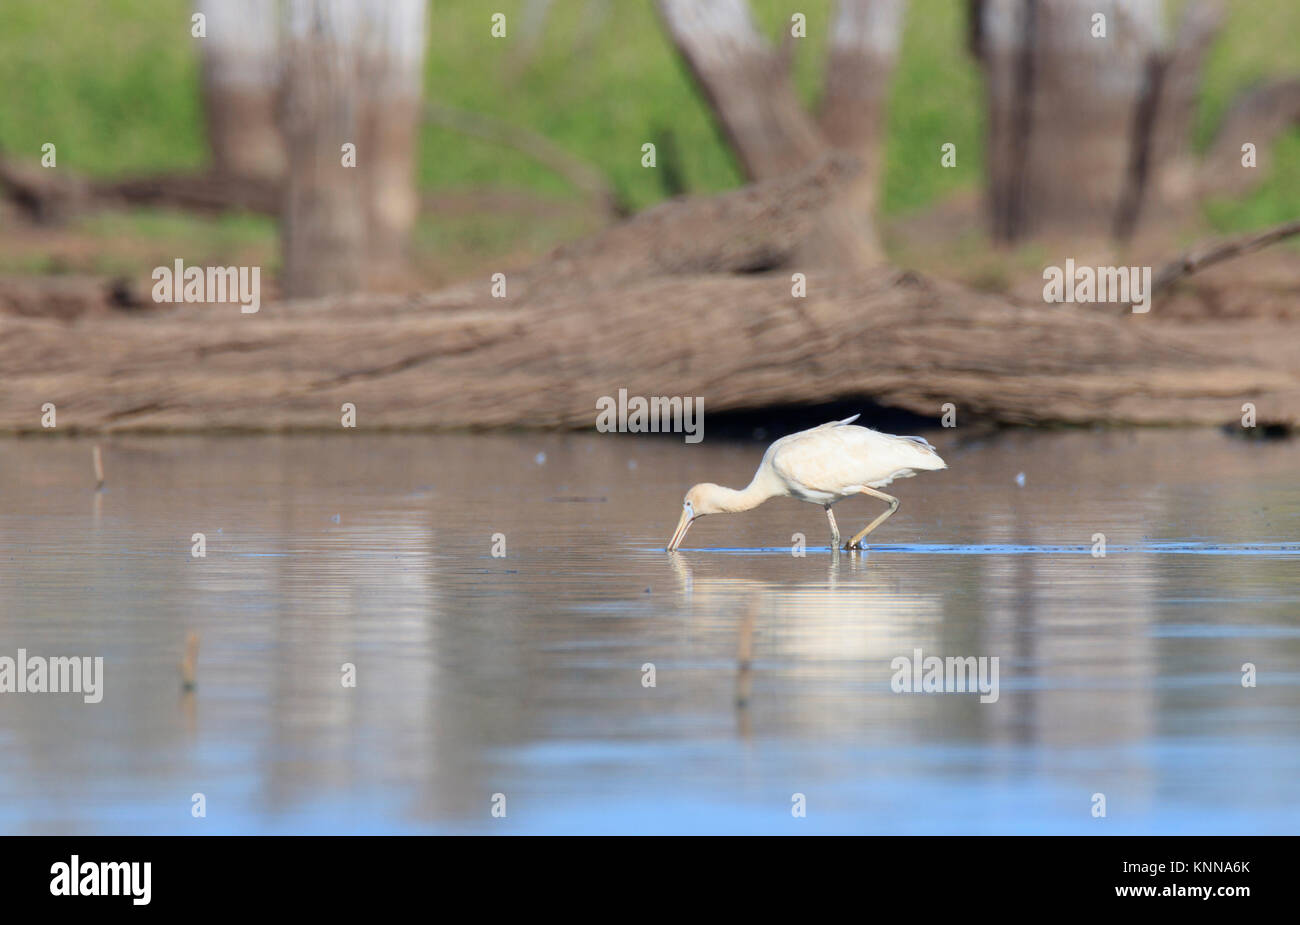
0 276 144 321
1 160 1297 433
2 267 1297 433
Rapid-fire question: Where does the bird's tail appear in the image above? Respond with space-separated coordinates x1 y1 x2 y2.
899 435 947 470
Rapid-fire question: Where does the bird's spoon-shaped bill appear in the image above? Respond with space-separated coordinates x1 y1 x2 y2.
667 507 693 551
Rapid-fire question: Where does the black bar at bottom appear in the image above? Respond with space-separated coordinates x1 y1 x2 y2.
0 835 1286 910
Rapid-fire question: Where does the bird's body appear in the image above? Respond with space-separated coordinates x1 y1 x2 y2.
762 417 943 503
666 415 947 551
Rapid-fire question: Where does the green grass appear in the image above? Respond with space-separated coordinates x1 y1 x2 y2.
78 209 275 250
417 0 987 214
0 0 204 175
882 0 984 214
0 0 1295 243
1202 130 1300 234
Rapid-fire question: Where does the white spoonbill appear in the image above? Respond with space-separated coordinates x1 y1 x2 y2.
666 415 947 551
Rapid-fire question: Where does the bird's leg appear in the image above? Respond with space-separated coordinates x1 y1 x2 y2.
844 488 900 550
824 505 840 549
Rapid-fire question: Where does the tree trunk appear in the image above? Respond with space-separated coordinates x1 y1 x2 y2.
197 0 287 183
656 0 891 266
1117 0 1223 238
656 0 825 180
280 0 367 298
355 0 428 285
973 0 1031 241
976 0 1165 242
1144 1 1222 193
819 0 907 223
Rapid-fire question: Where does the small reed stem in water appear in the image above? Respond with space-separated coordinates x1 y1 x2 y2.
92 444 105 491
180 631 200 692
735 597 758 709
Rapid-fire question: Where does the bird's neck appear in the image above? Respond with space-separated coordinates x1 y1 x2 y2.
715 470 782 513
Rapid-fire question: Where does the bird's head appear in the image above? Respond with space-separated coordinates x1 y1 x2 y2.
666 483 724 551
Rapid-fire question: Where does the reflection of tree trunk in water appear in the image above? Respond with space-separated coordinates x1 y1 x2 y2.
198 0 286 183
280 0 366 298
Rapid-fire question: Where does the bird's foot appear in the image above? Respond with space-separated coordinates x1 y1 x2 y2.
842 540 869 551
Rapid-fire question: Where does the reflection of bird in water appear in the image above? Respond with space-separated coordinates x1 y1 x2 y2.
667 415 948 551
664 552 946 740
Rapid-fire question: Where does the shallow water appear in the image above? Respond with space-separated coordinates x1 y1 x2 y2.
1 428 1297 834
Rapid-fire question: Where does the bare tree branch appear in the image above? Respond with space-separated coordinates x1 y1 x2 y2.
424 101 618 215
1151 219 1300 297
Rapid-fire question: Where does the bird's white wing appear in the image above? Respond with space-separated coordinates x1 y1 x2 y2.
768 423 946 497
767 424 870 497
